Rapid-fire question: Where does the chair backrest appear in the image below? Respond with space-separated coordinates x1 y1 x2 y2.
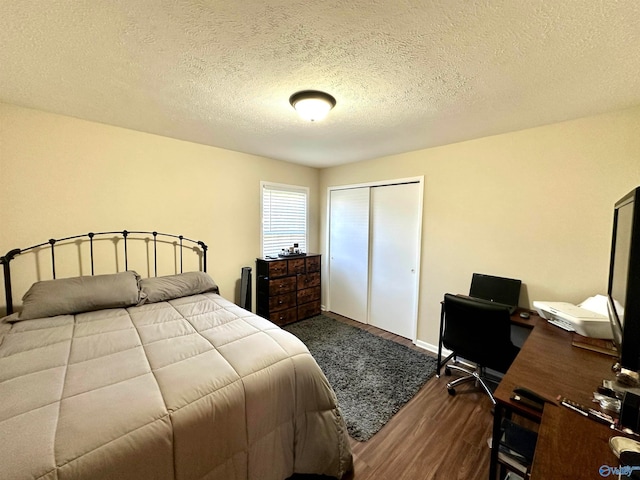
442 293 518 373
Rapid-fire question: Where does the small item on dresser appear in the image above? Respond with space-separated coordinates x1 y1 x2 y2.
278 246 306 257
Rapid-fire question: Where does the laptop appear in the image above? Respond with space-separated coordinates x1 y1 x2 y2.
462 273 522 314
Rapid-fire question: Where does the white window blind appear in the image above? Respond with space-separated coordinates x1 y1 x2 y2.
262 183 308 258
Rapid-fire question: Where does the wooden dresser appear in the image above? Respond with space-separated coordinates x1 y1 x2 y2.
256 254 321 326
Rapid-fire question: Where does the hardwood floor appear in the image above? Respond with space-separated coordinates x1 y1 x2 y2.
292 312 496 480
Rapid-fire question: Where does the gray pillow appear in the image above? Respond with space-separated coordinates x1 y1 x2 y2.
19 271 143 321
140 271 219 304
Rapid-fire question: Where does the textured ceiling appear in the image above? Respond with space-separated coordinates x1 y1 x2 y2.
1 1 640 168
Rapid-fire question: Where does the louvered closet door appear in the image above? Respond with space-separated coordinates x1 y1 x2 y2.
328 188 370 323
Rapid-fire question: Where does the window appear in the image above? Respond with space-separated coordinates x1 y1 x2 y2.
261 182 308 258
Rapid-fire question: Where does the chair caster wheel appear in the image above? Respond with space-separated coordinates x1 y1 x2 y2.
447 387 456 396
444 367 451 376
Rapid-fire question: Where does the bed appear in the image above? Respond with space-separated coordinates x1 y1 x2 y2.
0 231 352 480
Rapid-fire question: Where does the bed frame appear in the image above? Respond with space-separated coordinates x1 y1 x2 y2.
1 230 208 315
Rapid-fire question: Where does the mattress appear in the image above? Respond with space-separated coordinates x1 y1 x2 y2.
0 292 352 480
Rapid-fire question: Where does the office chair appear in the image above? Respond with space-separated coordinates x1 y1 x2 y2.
441 293 520 404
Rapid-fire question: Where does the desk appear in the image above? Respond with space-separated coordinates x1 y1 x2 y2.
489 312 619 479
532 405 617 479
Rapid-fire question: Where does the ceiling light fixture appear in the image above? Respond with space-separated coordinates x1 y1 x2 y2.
289 90 336 122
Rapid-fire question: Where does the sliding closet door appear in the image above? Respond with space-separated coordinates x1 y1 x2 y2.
328 188 370 323
368 183 421 339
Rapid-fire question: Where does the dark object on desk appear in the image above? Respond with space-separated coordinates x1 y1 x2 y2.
598 385 620 399
511 393 544 412
511 386 549 412
607 186 640 379
468 272 522 315
513 386 549 405
619 450 640 480
620 392 640 433
441 293 520 404
519 312 530 319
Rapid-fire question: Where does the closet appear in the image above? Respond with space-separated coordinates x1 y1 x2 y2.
328 179 423 339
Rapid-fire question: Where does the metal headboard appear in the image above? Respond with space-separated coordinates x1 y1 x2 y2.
0 230 208 315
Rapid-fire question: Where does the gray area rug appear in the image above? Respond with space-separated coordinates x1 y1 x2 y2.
284 315 437 441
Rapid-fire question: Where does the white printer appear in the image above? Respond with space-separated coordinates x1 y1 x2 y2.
533 295 612 339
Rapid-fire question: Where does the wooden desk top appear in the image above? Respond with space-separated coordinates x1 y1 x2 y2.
494 312 624 479
494 312 617 419
531 405 618 480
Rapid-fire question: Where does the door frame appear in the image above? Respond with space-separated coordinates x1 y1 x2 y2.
326 176 424 342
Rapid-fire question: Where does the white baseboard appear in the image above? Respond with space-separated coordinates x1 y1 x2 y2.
414 339 451 358
319 312 451 359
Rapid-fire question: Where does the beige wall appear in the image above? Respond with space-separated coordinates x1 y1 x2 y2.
320 106 640 348
3 101 640 349
0 102 320 313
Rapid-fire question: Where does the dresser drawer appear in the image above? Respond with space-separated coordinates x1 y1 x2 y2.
298 286 320 304
298 301 321 320
288 258 306 274
297 272 320 290
267 260 288 278
306 256 320 272
268 292 297 312
269 308 297 326
267 276 296 294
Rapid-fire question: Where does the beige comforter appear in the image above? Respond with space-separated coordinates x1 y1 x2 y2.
0 293 352 480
